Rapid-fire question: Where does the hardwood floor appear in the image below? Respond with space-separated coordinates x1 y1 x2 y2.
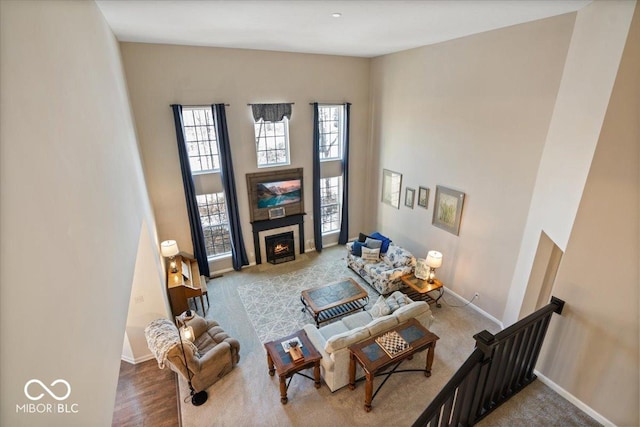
112 359 180 427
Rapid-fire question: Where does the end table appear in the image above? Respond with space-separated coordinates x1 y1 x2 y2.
264 329 322 404
400 275 444 307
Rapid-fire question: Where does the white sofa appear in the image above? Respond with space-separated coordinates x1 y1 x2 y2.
303 294 434 392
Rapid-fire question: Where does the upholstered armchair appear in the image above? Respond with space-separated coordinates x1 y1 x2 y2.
145 314 240 392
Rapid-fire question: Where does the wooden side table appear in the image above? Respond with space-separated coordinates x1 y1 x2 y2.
264 329 322 404
348 318 439 412
400 275 444 307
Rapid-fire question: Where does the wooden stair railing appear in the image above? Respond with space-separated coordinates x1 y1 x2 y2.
413 296 565 427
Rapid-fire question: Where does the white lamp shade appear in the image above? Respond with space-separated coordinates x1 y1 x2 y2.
426 250 443 268
161 240 179 258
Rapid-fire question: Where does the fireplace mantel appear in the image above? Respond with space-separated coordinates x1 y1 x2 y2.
250 214 305 265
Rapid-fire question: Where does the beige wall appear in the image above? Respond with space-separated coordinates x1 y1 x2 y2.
369 14 575 318
369 3 637 422
505 0 637 325
537 3 639 425
0 1 162 425
124 220 171 363
120 43 371 271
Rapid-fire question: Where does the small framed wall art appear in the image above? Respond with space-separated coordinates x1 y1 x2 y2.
405 188 415 208
381 169 402 209
417 186 430 209
432 185 466 236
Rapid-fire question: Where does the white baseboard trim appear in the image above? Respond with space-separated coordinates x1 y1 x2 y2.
304 240 344 253
211 261 257 276
534 370 615 427
121 352 155 365
443 288 504 329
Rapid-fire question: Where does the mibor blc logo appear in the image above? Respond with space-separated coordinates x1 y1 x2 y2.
16 379 79 414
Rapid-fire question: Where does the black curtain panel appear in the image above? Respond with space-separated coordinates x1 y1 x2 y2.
338 103 351 245
171 104 211 278
212 104 249 271
312 103 323 252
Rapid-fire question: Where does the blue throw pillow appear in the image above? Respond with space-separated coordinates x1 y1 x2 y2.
352 241 365 257
370 232 392 253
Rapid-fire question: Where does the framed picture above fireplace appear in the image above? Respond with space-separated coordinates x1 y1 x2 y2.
246 168 304 221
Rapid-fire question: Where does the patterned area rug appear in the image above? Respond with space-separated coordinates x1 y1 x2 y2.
237 256 374 343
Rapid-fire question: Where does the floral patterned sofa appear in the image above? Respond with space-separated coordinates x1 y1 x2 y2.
346 241 416 295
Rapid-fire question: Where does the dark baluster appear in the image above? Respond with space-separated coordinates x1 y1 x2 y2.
412 297 565 427
500 334 521 398
440 389 456 426
510 326 533 391
525 315 552 379
518 321 541 385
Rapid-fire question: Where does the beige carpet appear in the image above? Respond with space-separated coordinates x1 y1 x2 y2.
179 246 600 427
236 255 367 343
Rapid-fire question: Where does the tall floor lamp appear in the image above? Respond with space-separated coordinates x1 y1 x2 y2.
175 313 208 406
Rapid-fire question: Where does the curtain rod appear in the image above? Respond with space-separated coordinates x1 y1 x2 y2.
246 102 295 106
181 104 230 107
309 102 352 106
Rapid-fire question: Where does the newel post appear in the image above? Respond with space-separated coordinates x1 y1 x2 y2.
550 296 565 315
473 330 498 361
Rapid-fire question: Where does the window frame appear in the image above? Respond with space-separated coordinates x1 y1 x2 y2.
317 104 344 162
181 106 221 174
319 176 342 235
196 192 233 258
254 117 291 168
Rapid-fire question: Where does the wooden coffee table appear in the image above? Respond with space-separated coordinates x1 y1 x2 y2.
300 278 369 327
400 274 444 307
348 318 439 412
264 329 322 404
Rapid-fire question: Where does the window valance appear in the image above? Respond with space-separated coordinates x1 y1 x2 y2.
251 103 292 122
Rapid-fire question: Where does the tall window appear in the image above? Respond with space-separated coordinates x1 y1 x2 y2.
197 192 232 257
318 105 344 161
254 118 290 167
317 104 345 234
180 106 231 258
182 107 220 173
320 177 342 234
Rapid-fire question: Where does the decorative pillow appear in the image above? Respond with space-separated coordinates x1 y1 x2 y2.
361 246 380 261
386 296 400 313
352 241 365 257
385 291 412 313
383 245 414 268
369 295 391 318
358 232 372 243
364 237 382 250
370 232 392 253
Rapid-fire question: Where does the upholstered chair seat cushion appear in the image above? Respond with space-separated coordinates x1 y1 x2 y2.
147 313 240 392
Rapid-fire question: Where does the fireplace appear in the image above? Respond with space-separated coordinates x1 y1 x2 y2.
265 232 295 264
251 213 305 265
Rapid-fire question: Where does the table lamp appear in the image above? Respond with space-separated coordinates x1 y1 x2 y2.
161 240 180 273
425 250 443 284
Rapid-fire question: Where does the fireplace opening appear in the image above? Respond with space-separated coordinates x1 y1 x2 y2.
265 232 295 265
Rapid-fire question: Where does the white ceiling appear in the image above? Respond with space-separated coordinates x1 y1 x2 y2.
96 0 591 58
